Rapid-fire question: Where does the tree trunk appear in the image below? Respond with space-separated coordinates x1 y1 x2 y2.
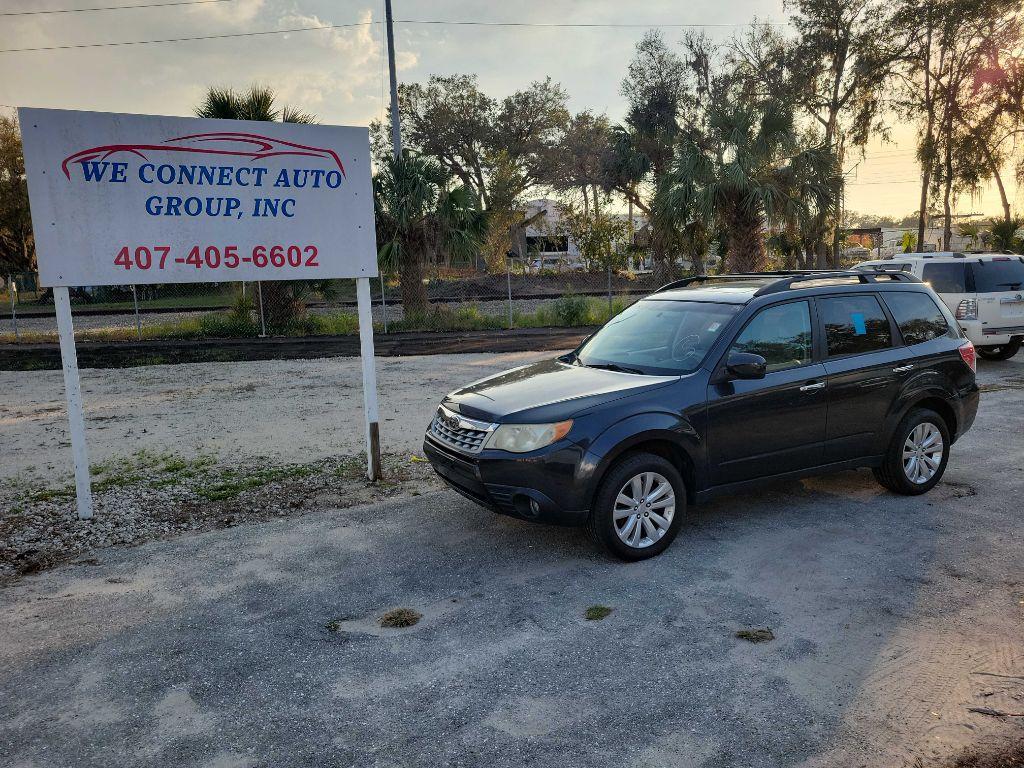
726 212 767 273
651 228 673 285
980 141 1012 222
399 252 429 316
260 282 304 330
942 134 953 250
918 21 934 252
832 140 846 268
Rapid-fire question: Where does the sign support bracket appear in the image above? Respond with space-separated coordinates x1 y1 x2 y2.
53 286 93 520
356 276 382 481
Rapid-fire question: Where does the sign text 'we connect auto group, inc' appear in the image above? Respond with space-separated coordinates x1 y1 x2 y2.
20 108 377 287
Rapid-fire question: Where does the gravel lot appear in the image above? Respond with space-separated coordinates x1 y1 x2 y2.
1 353 1023 767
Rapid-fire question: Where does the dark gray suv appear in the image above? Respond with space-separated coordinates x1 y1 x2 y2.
423 271 980 560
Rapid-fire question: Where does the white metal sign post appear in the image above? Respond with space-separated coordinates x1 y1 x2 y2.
20 108 383 519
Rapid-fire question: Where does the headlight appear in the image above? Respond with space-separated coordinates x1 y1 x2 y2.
487 420 573 453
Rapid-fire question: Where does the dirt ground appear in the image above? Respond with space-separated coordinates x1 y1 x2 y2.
0 350 553 484
1 353 1023 767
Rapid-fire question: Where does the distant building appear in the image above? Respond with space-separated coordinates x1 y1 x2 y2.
518 198 651 271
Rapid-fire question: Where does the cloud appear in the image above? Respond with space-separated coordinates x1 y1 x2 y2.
396 50 419 71
187 0 266 26
265 8 402 123
278 9 376 65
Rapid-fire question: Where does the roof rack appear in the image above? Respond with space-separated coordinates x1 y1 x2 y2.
655 271 830 293
655 269 921 297
752 270 921 296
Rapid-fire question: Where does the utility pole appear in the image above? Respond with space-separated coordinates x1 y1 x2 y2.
385 0 401 159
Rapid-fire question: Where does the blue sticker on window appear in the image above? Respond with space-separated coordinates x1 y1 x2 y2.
851 312 867 335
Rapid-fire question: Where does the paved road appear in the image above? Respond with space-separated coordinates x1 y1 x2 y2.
1 357 1023 767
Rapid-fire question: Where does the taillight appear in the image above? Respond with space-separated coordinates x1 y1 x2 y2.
955 299 978 320
959 340 976 372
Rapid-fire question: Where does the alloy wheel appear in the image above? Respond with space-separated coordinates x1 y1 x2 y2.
613 471 676 549
902 422 944 484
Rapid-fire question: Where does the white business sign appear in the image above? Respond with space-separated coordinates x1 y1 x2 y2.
20 108 377 286
18 107 383 522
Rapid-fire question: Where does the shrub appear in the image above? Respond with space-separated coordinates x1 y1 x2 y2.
552 294 591 326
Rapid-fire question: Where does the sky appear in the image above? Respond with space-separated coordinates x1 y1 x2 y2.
1 0 1019 219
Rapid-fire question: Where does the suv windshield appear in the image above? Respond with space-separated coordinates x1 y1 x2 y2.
575 299 741 375
971 258 1024 292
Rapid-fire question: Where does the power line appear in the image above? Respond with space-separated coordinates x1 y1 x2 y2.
0 17 787 54
0 21 374 53
848 179 922 185
1 0 234 16
396 19 787 28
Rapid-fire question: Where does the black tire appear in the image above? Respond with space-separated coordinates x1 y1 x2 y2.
977 339 1021 361
872 407 950 495
587 452 686 561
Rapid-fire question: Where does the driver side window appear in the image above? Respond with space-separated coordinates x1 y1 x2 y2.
730 301 812 372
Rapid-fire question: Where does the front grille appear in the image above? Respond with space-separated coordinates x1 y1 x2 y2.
429 406 496 454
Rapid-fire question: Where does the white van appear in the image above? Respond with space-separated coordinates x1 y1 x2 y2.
854 252 1024 360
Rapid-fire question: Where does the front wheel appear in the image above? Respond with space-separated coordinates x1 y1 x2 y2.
872 408 950 495
588 452 686 561
977 339 1021 361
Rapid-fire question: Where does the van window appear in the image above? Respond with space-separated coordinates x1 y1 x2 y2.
970 258 1024 293
883 292 952 345
922 263 967 293
820 294 893 356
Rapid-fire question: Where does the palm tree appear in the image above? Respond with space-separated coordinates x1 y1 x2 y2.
194 85 316 329
195 85 315 124
659 100 838 273
989 217 1024 254
374 154 487 315
957 221 982 251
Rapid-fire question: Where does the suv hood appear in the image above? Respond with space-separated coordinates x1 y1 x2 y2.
443 358 676 422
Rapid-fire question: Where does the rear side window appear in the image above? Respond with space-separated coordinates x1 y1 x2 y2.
820 294 893 357
922 263 967 293
883 291 952 345
970 258 1024 293
730 301 812 372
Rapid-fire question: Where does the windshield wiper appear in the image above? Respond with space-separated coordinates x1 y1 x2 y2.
584 362 646 375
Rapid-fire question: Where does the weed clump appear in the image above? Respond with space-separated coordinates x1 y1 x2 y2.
379 608 422 628
735 628 775 643
585 605 613 621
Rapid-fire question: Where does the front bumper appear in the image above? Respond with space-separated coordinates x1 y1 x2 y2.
422 435 591 527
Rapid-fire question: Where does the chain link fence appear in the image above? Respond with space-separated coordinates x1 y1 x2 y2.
1 262 666 345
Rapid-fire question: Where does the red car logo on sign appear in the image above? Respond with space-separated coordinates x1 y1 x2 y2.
60 131 346 180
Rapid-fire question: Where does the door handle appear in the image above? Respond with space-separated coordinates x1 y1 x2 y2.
892 364 914 373
799 381 826 392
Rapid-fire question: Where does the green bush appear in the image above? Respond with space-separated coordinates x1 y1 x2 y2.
389 304 507 332
552 294 591 325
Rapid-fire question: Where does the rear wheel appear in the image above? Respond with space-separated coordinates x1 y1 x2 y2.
977 338 1021 361
872 408 950 495
588 452 686 561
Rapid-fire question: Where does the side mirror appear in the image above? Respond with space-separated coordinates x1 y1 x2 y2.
726 352 767 380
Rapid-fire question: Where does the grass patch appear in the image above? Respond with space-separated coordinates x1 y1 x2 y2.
585 605 613 621
196 464 315 501
379 607 422 628
735 628 775 643
2 293 637 346
27 486 75 504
